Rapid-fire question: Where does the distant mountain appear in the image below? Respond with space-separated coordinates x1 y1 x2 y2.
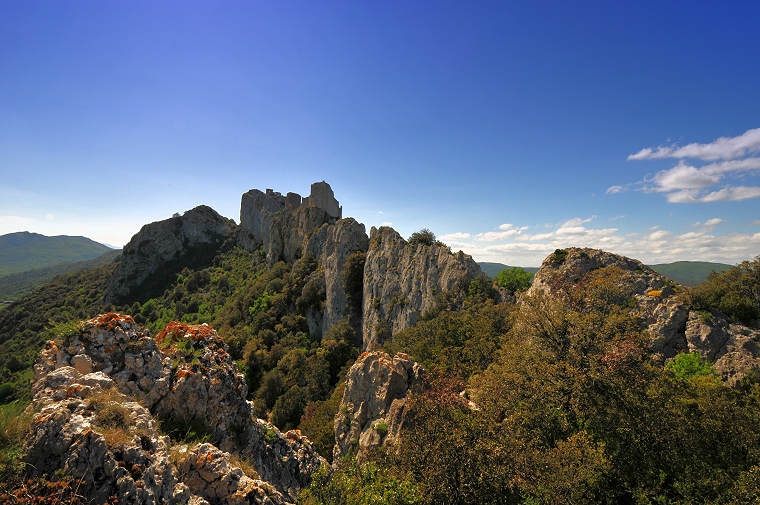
479 262 539 278
480 260 732 287
0 232 113 276
0 249 121 302
648 261 733 286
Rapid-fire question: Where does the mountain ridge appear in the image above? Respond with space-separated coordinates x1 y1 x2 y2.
0 231 113 276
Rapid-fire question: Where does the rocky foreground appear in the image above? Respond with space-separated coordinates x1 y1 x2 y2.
25 313 324 504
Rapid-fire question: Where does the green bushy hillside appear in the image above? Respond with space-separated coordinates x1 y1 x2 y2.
0 238 359 450
0 232 113 276
0 249 121 302
2 227 760 504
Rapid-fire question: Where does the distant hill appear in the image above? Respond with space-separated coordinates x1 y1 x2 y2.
480 260 732 287
0 249 121 303
0 232 113 276
479 262 539 278
648 261 733 286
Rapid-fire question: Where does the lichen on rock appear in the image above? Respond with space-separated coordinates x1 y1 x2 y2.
23 314 327 504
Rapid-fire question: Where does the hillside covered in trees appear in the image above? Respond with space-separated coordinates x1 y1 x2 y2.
1 182 759 504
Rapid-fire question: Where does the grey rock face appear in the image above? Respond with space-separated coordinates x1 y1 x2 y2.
362 227 482 350
306 218 369 340
526 247 760 385
104 205 234 303
333 351 424 462
685 310 760 386
25 314 326 504
528 247 670 297
239 182 343 266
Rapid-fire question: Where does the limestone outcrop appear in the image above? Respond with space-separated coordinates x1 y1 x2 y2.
104 205 235 303
526 247 760 384
685 310 760 386
528 247 672 298
24 313 326 504
305 218 369 340
333 351 424 462
240 182 343 266
362 226 482 350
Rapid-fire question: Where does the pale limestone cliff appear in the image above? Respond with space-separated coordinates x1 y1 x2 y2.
362 226 482 350
305 218 368 341
239 182 342 266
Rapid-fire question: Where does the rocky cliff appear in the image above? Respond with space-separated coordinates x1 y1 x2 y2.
305 218 369 341
362 226 482 350
24 313 325 504
332 351 424 462
104 206 235 303
240 182 343 266
527 247 760 385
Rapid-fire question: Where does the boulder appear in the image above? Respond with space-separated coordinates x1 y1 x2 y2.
333 351 424 462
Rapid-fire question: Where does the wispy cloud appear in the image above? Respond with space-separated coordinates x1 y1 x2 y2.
692 218 724 228
474 223 528 242
612 128 760 203
439 232 471 240
628 128 760 161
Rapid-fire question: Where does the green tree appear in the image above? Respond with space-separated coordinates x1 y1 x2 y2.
408 229 436 247
494 267 533 293
687 256 760 324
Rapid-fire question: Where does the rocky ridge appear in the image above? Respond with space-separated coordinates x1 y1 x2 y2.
527 247 760 384
24 313 325 504
104 205 235 303
362 226 482 350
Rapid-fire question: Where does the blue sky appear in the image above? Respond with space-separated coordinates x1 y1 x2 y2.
1 1 759 266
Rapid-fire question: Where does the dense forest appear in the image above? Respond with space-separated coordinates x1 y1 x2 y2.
1 226 759 503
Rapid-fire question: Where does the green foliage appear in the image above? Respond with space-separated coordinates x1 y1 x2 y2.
385 298 511 381
0 401 33 482
686 256 760 325
494 266 533 292
407 229 436 247
649 260 732 287
299 383 346 463
0 249 120 302
667 352 717 380
298 460 421 505
551 248 569 265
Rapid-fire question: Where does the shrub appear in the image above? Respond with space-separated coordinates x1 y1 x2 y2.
408 229 436 247
666 352 717 381
551 249 569 265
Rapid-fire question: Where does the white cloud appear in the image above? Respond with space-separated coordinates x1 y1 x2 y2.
666 186 760 203
692 218 724 228
439 232 471 240
615 128 760 204
606 185 624 194
646 161 721 192
629 127 760 161
474 223 528 242
438 217 760 267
